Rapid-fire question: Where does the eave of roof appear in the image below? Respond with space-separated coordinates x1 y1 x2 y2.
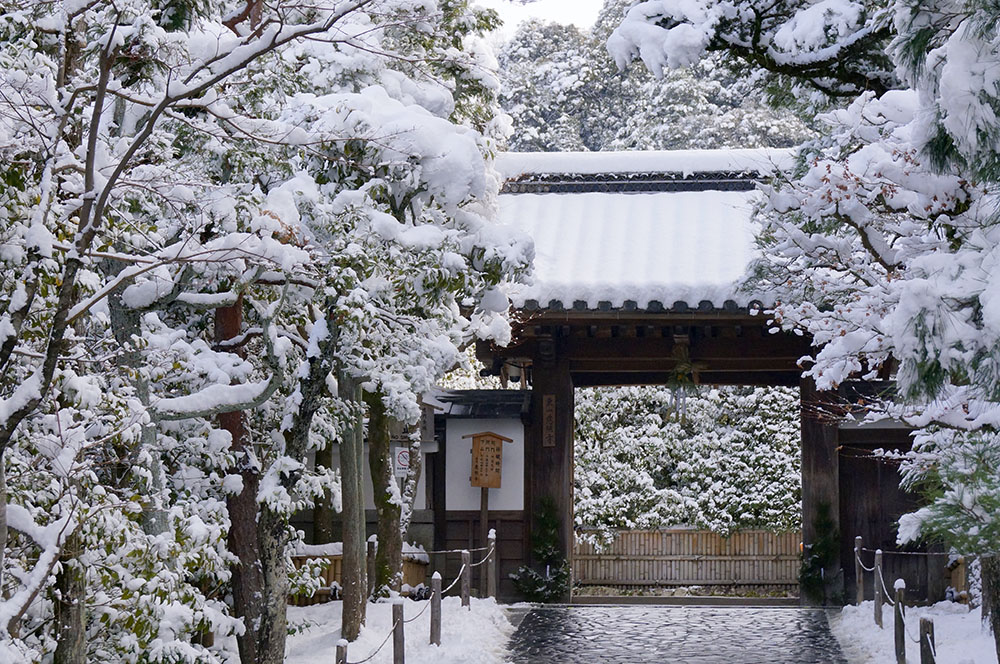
434 390 531 419
518 297 766 316
500 171 760 194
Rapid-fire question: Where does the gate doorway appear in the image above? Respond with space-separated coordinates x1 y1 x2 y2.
570 382 803 598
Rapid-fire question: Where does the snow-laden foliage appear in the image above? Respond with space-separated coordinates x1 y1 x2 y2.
607 0 898 110
574 386 800 547
744 15 1000 564
0 0 528 661
497 0 813 153
437 345 504 389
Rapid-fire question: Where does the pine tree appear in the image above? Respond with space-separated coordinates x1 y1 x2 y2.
497 0 813 153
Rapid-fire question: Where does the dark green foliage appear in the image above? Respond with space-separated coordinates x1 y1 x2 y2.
152 0 211 31
511 497 571 602
800 502 841 605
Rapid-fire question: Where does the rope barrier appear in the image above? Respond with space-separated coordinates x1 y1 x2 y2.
897 603 922 645
876 567 895 606
860 547 955 557
903 617 922 644
423 546 488 555
341 543 492 663
442 563 467 595
926 627 938 660
855 549 876 572
402 595 432 623
346 619 399 664
468 545 495 568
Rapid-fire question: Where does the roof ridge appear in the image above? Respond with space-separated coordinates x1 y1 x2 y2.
500 171 761 194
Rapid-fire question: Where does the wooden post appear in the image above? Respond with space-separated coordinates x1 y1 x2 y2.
528 357 574 603
874 550 884 628
855 536 864 605
487 529 497 599
919 617 935 664
367 538 377 598
894 585 906 664
392 600 404 664
800 378 840 605
336 639 348 664
480 487 489 597
461 550 471 609
430 572 442 646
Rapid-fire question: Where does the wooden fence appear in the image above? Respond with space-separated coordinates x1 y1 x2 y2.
573 529 801 588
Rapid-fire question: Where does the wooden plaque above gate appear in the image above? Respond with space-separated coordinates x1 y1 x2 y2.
465 431 513 489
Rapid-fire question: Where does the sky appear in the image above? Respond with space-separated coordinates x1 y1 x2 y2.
475 0 605 41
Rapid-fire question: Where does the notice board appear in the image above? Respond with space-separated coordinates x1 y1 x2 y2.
465 431 513 489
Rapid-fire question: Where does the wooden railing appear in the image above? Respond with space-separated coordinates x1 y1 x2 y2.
573 528 801 588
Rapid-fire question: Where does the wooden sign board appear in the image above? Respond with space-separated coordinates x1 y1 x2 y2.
542 395 556 447
465 431 512 489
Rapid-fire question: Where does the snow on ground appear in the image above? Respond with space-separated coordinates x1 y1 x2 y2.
830 601 996 664
279 597 513 664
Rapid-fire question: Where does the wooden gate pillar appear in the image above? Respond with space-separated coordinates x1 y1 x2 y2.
526 344 574 601
800 377 842 604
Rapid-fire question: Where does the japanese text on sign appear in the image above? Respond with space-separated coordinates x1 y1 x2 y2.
543 395 556 447
466 431 512 489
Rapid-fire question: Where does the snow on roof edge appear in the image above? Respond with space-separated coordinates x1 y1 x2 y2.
505 291 775 313
496 148 796 180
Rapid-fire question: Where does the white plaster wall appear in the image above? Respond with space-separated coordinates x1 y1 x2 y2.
445 418 525 511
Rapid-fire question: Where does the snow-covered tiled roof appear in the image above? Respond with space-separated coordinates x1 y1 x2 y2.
497 150 785 312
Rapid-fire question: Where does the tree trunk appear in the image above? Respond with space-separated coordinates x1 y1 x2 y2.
223 409 267 664
339 372 367 641
365 392 403 596
53 529 86 664
399 432 422 541
104 256 167 535
256 507 289 664
981 554 1000 662
313 442 336 544
216 299 268 664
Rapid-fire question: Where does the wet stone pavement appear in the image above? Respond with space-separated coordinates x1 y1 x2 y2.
505 605 848 663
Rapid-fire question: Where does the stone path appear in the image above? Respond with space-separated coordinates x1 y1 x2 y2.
506 605 848 663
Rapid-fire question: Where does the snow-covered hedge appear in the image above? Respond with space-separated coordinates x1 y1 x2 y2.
574 386 801 547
